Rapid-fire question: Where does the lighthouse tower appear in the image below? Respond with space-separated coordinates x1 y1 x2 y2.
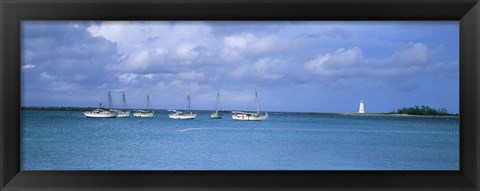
359 100 365 113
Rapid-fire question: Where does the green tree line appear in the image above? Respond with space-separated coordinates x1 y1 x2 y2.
394 105 457 116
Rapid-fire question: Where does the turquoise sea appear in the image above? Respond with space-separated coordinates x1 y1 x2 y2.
21 109 459 170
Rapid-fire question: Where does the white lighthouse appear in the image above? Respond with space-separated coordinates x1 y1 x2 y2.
359 99 365 113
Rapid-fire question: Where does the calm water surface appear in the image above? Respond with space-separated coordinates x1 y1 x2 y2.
21 109 459 170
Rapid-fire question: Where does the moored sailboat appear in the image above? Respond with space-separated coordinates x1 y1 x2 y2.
134 95 154 117
111 91 130 118
211 91 222 119
232 89 268 121
169 92 197 119
84 91 118 118
84 108 118 118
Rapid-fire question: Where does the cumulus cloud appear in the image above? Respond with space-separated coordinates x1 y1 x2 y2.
306 47 364 77
85 21 300 89
173 43 200 60
386 42 429 66
22 21 459 112
231 57 288 81
116 73 138 84
177 71 205 81
87 21 212 53
221 33 296 60
38 72 76 92
22 64 36 69
23 21 120 86
144 74 154 79
114 50 151 72
224 33 254 49
40 72 56 80
90 21 221 76
300 27 351 39
304 42 456 91
51 81 75 92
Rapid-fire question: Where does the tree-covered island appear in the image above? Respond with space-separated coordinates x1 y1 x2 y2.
392 105 458 116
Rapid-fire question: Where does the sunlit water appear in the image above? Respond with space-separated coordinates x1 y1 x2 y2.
21 109 459 170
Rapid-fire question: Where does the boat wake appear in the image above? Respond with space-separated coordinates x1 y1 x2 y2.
176 128 458 135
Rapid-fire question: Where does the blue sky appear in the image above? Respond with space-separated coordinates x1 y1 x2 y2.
21 21 459 113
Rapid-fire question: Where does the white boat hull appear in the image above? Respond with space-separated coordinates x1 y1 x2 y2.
84 112 118 118
110 109 130 118
232 89 267 121
133 111 154 118
169 112 196 119
232 112 268 121
169 92 196 120
116 111 130 118
211 113 222 119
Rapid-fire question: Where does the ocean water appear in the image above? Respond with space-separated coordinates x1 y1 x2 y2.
21 109 459 170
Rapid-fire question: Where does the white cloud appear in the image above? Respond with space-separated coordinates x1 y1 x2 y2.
155 48 167 55
224 33 256 49
85 22 455 94
86 22 299 87
177 71 205 81
125 51 151 70
253 58 287 80
306 47 363 77
388 42 429 65
116 73 138 84
51 81 75 92
87 21 212 54
144 74 154 79
107 50 151 73
221 33 296 60
89 21 217 74
173 43 199 60
39 72 75 92
88 21 141 47
230 57 288 83
22 21 459 113
306 44 431 78
304 43 456 91
300 27 351 39
22 64 36 69
40 72 56 80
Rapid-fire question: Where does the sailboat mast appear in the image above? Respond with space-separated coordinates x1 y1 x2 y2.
255 89 260 114
122 92 126 109
147 95 150 110
187 92 191 111
215 92 220 112
108 91 113 109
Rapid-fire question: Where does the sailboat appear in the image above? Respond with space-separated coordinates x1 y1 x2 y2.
169 92 197 119
210 91 222 119
111 91 130 118
134 95 154 117
84 91 118 118
231 89 268 121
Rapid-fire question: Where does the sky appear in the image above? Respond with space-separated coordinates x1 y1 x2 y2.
21 21 459 113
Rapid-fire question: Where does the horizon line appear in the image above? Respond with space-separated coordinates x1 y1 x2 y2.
20 105 459 115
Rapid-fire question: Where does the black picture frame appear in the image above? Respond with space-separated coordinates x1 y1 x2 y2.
1 0 479 190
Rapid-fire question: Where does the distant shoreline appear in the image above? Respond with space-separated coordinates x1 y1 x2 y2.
340 112 459 118
21 106 98 111
21 106 459 118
